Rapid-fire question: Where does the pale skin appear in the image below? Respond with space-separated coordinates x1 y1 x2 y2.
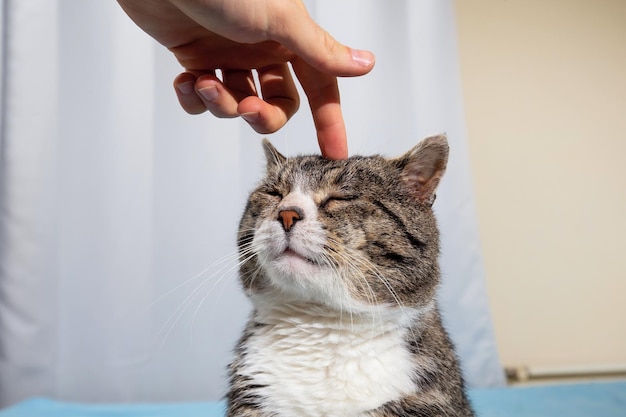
117 0 376 159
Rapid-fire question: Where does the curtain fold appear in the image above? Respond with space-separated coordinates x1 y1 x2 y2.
0 0 61 404
0 0 504 407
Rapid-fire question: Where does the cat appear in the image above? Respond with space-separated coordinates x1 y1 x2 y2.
228 134 475 417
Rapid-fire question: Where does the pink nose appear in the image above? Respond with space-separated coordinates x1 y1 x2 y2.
278 208 303 232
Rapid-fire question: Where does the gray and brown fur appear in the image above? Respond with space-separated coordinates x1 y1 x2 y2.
228 135 475 416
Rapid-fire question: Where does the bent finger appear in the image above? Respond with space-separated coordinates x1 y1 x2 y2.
174 72 209 115
194 73 248 118
237 64 300 134
175 71 258 119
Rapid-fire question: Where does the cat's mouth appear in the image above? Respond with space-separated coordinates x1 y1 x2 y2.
280 247 318 265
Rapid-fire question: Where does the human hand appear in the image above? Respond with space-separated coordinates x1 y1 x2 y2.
117 0 375 159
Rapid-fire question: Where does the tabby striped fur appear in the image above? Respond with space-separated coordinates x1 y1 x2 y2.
228 135 474 416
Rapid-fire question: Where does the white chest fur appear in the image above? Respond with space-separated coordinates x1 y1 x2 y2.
240 304 417 417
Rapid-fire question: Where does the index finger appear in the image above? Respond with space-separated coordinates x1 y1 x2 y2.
291 58 348 160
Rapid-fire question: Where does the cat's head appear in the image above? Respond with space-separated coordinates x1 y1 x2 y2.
238 135 448 314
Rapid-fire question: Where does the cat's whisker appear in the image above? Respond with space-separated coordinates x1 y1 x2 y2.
319 252 353 331
153 247 257 350
328 243 403 339
325 240 384 307
359 264 426 345
122 250 246 354
325 235 404 312
188 250 260 344
153 273 216 351
143 244 250 315
130 261 221 322
239 250 264 296
321 245 381 334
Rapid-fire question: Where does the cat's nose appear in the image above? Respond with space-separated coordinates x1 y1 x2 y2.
277 207 304 232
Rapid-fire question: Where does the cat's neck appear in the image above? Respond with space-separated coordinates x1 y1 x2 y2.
250 294 434 333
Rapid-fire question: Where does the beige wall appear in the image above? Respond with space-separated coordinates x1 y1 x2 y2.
455 0 626 369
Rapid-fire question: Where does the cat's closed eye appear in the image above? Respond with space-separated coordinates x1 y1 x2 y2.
264 189 283 199
320 193 360 209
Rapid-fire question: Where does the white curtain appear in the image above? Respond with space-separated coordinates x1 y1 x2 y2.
0 0 504 407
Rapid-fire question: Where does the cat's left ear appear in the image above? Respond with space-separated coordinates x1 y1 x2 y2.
262 139 287 170
395 134 449 206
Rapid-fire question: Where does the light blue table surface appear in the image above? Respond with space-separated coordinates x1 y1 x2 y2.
1 380 625 417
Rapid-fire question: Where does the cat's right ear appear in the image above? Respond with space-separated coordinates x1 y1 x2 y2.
262 139 287 170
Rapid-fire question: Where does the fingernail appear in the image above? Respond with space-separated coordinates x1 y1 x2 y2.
350 48 375 67
240 112 260 123
176 81 195 95
198 86 219 102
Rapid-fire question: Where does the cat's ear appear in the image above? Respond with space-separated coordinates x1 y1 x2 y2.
395 134 449 205
262 139 287 169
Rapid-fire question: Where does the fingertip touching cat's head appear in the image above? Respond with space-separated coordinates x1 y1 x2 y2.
238 135 449 314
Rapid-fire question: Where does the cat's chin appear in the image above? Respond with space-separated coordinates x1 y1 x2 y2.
270 248 320 278
258 250 346 305
280 248 316 264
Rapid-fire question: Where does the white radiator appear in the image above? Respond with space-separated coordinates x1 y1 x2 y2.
505 364 626 383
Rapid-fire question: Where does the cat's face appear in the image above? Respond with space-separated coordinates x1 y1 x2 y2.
238 135 448 313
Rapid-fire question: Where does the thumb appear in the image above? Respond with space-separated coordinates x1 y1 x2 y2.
270 1 375 77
